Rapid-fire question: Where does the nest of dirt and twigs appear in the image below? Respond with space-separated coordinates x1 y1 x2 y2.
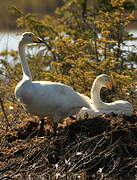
0 112 137 180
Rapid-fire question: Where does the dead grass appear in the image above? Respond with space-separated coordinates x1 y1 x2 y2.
0 113 137 180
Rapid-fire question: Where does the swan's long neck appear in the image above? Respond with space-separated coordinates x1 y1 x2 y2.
91 80 104 109
18 42 32 80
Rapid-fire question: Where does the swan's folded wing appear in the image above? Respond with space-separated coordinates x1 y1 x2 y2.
111 100 133 111
32 81 92 110
77 92 92 104
103 100 134 116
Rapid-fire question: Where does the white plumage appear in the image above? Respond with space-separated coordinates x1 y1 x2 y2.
78 74 133 118
15 32 93 123
90 74 133 116
15 33 133 125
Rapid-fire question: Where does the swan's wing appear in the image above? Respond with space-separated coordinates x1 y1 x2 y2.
77 92 93 104
32 81 92 109
102 100 133 116
110 100 133 111
114 100 133 116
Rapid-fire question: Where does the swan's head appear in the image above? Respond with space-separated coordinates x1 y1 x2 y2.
19 32 44 45
96 74 112 90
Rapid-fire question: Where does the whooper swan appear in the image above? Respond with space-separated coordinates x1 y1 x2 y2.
78 74 133 118
90 74 133 116
15 32 95 128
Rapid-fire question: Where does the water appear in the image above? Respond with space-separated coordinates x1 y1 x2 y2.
125 29 137 52
0 30 137 54
0 32 45 63
0 32 19 51
0 30 137 51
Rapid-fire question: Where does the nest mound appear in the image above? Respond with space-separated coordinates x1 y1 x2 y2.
0 113 137 180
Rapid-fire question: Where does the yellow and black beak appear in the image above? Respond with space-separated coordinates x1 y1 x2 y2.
106 81 113 90
32 35 44 43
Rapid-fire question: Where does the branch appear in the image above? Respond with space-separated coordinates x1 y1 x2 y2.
0 97 11 129
81 0 88 18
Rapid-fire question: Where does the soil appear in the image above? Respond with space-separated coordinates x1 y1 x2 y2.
0 113 137 180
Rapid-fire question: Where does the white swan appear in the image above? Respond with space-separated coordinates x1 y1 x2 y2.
90 74 133 116
15 32 96 126
78 74 133 118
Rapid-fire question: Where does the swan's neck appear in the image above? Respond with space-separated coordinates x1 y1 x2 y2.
18 42 32 80
91 81 104 108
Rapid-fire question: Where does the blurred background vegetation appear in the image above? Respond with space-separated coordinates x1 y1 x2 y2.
0 0 137 129
0 0 137 30
0 0 62 30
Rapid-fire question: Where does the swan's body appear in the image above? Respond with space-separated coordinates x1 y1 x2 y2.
15 79 92 121
15 32 93 122
90 74 133 116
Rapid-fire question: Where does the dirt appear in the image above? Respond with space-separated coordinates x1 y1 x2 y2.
0 113 137 180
